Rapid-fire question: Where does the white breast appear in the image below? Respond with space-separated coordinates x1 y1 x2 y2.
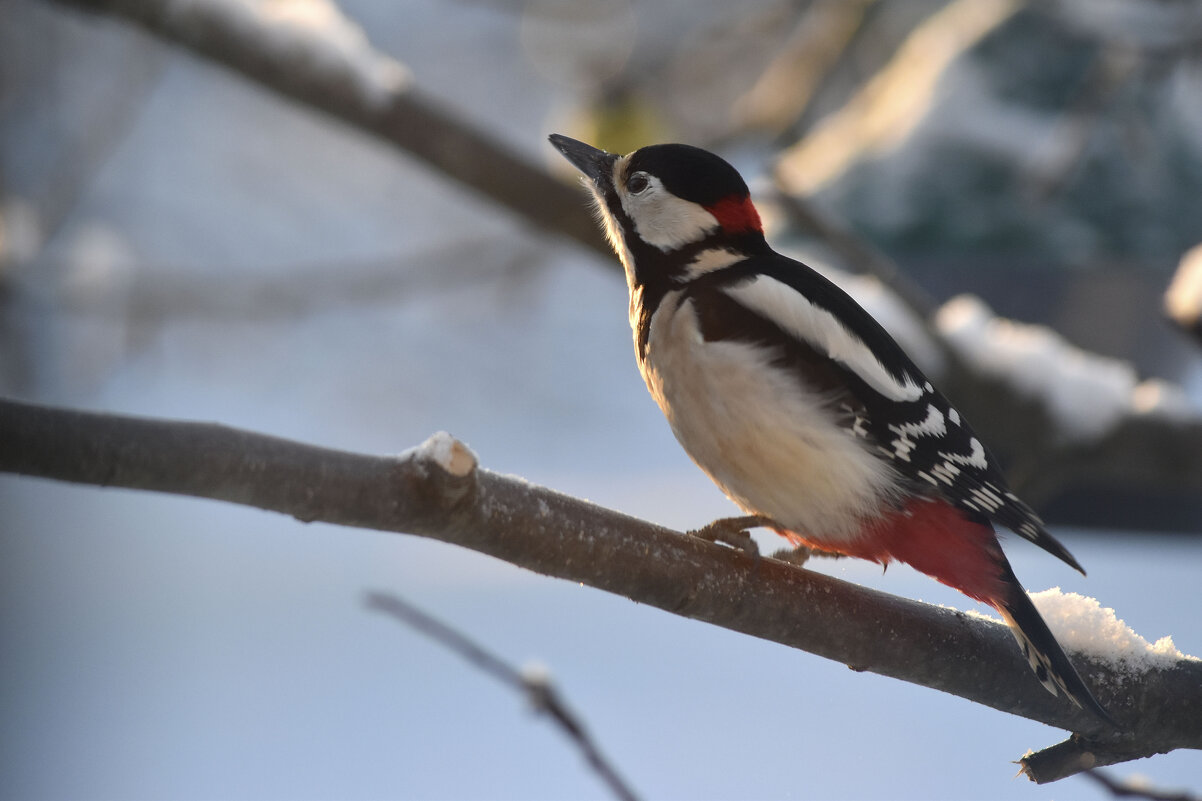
639 291 902 543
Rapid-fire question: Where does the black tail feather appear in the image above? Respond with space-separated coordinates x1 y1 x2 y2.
996 568 1117 728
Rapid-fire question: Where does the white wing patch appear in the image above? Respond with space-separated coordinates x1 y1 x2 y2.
684 248 744 280
723 275 927 403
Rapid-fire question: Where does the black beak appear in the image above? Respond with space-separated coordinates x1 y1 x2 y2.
549 134 617 184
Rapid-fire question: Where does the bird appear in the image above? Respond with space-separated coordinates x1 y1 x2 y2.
549 133 1114 725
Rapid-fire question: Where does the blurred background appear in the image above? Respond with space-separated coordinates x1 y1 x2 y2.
2 0 1200 798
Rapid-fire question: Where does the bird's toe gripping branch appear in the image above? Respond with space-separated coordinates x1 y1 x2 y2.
688 515 780 557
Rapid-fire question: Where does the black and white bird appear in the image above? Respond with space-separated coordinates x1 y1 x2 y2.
549 133 1113 725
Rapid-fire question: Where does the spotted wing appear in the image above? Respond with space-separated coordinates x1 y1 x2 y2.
684 253 1082 572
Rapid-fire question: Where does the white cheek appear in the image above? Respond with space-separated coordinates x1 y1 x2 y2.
620 179 718 252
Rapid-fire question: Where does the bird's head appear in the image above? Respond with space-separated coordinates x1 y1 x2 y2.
549 134 765 290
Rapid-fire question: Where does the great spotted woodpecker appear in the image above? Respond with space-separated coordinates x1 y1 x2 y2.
549 133 1113 725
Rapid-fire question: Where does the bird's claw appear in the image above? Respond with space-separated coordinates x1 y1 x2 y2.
689 515 776 558
770 544 814 566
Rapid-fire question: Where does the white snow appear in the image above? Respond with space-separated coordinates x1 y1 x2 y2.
519 660 552 688
405 431 478 477
966 588 1194 673
1029 588 1196 672
168 0 410 105
1165 243 1202 328
936 294 1195 441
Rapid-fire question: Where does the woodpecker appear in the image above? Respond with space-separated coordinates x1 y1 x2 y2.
550 133 1113 725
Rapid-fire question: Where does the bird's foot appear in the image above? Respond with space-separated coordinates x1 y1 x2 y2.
770 542 848 566
689 515 776 558
770 544 814 567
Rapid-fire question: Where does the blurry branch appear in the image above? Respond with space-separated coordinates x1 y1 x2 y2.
366 591 640 801
7 14 168 272
1081 768 1199 801
1025 44 1142 201
731 0 876 141
774 0 1024 196
769 184 938 318
46 0 610 258
51 235 544 323
3 397 1201 784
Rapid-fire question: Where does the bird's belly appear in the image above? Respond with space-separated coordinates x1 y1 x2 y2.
642 300 899 543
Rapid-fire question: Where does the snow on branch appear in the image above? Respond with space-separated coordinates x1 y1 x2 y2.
937 295 1194 443
48 0 609 257
166 0 410 106
1 397 1199 783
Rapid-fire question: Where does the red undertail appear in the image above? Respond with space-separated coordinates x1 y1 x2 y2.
781 497 1009 606
778 497 1116 725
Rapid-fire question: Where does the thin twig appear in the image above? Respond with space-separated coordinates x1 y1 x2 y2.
1082 769 1198 801
364 591 640 801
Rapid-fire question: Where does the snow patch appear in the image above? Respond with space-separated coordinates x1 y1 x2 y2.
1029 588 1195 672
405 431 477 477
520 659 552 687
936 295 1194 441
966 589 1195 673
168 0 410 105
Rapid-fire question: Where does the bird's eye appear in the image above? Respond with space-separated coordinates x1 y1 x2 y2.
626 172 650 194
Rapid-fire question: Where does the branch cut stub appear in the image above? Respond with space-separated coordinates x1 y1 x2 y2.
400 431 479 510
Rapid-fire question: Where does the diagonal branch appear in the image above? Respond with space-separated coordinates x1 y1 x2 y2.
1 397 1199 783
365 591 641 801
45 0 610 258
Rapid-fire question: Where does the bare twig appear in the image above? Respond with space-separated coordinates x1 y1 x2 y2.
2 397 1199 782
1081 768 1198 801
365 591 640 801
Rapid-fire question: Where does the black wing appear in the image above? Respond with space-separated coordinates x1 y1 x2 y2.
685 251 1084 573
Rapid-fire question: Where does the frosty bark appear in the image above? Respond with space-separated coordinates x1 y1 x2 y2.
2 397 1199 783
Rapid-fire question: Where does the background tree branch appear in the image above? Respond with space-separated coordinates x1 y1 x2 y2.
2 396 1199 783
46 0 610 258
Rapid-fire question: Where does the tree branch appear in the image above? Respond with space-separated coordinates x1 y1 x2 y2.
365 591 641 801
1 397 1199 783
45 0 610 258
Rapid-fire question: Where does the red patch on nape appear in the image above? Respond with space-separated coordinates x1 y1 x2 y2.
706 194 762 234
780 499 1009 608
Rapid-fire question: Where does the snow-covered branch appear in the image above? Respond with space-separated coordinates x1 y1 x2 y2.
2 397 1199 783
47 0 609 257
